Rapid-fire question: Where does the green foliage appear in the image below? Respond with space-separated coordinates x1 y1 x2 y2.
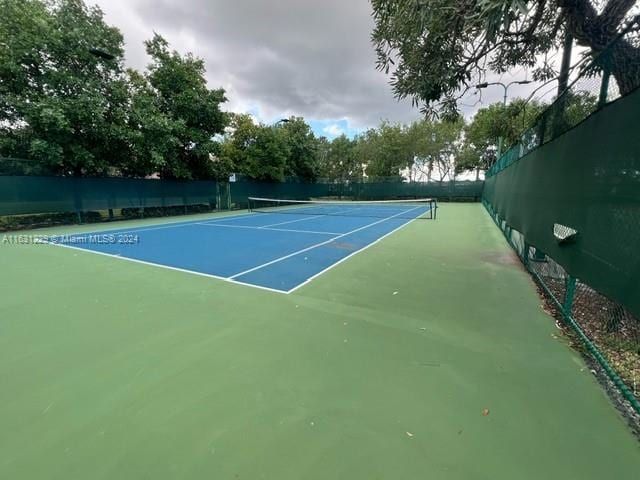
315 134 362 182
326 135 361 182
0 0 227 179
117 70 173 177
218 114 291 182
562 91 599 129
217 116 324 183
280 117 319 181
371 0 640 117
0 0 127 175
144 34 227 179
406 119 465 182
243 126 289 182
315 118 468 183
357 122 414 179
463 98 547 173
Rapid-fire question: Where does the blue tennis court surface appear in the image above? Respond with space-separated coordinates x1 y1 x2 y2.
45 201 434 293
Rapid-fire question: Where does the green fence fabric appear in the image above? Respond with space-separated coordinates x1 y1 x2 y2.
328 180 483 200
0 174 483 218
229 180 483 208
228 181 332 209
483 86 640 319
0 177 217 216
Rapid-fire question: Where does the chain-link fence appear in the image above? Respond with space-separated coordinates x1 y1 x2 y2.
485 199 640 430
489 16 640 177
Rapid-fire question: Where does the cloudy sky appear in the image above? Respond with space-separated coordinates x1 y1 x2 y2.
91 0 535 139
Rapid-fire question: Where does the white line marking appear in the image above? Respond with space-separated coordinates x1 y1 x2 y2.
42 240 289 294
42 205 427 295
54 211 280 238
229 205 423 280
195 223 341 236
254 205 363 219
260 215 326 228
286 217 420 293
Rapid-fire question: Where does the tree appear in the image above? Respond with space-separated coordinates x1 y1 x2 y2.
144 34 227 179
371 0 640 118
323 135 361 183
243 126 289 181
315 136 333 179
0 1 228 180
358 122 415 179
218 114 290 182
462 98 547 173
280 117 319 181
410 119 464 182
0 0 128 175
116 70 175 177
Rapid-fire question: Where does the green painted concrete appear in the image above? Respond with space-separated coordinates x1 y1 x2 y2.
1 204 637 479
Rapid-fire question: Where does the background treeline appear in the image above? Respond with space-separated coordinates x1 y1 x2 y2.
0 0 592 184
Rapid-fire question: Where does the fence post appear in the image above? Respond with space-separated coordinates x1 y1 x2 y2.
72 178 83 224
564 276 577 314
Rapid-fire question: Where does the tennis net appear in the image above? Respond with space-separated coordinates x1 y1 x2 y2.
248 197 437 220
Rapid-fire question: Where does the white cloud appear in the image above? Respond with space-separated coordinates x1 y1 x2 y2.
323 124 344 137
90 0 422 130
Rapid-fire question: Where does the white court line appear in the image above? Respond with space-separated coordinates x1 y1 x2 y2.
42 240 287 295
195 222 341 236
229 205 423 280
43 205 429 295
251 206 363 228
259 215 327 228
53 210 284 238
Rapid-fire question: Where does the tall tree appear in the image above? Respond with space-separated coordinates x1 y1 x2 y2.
116 70 175 177
358 122 415 179
371 0 640 118
280 117 319 181
144 34 227 179
325 135 361 183
464 98 547 163
218 114 290 182
410 119 465 182
0 0 128 175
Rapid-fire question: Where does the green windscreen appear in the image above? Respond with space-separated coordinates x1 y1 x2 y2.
483 86 640 319
0 177 217 216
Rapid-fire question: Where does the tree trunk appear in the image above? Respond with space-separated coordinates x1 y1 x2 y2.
561 0 640 95
607 39 640 95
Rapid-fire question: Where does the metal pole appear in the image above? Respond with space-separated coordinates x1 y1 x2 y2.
597 69 611 108
564 276 577 314
496 84 508 158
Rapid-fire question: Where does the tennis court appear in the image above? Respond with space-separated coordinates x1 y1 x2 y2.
42 198 436 293
2 203 639 479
